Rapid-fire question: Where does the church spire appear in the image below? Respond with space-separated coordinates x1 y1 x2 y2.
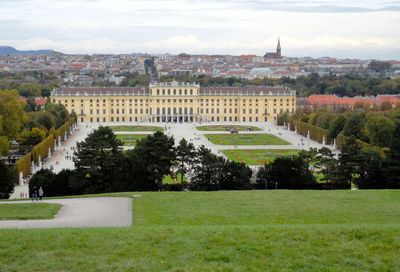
276 37 281 58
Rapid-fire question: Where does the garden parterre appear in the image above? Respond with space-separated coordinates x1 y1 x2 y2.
223 149 300 165
204 133 292 145
108 125 163 132
196 125 262 131
116 134 149 146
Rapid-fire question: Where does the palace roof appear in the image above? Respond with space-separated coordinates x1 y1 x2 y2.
52 87 148 96
200 86 295 96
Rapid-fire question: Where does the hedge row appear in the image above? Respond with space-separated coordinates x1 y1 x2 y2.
55 118 75 143
286 117 331 144
15 151 32 178
283 117 387 156
16 118 75 178
32 134 54 163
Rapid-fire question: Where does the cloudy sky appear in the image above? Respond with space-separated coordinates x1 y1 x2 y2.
1 0 399 59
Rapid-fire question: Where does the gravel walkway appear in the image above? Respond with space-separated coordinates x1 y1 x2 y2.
0 197 132 229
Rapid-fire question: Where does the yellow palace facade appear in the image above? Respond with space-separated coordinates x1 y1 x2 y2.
50 81 296 123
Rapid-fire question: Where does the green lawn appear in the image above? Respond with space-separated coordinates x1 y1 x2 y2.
205 133 291 145
108 125 163 132
116 134 149 146
1 191 400 271
223 149 300 165
162 173 187 184
196 125 262 131
0 203 61 220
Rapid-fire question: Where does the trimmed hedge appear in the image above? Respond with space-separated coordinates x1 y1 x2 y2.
32 134 54 163
16 117 75 178
55 118 74 144
15 152 32 178
287 117 331 144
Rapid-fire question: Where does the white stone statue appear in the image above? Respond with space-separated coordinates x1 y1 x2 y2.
19 172 24 186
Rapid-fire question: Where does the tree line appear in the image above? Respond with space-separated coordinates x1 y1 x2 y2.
286 106 400 148
157 73 400 97
0 88 74 153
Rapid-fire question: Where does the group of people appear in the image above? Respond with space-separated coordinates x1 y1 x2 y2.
31 186 44 201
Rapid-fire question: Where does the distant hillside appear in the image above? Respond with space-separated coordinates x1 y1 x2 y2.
0 46 58 55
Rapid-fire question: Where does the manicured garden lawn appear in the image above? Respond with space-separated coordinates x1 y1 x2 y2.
108 125 163 132
0 203 61 220
204 133 291 145
116 134 149 146
196 125 262 131
223 149 300 165
162 173 187 184
1 190 400 271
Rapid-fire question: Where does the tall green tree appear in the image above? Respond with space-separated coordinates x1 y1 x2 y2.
328 115 346 139
355 148 386 189
73 126 124 193
383 121 400 188
256 155 315 189
176 138 196 183
0 161 16 199
190 146 223 191
18 82 41 97
335 136 361 188
343 113 365 139
0 89 27 139
219 161 253 190
365 115 394 147
126 131 176 191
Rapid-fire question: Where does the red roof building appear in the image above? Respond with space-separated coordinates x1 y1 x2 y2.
307 94 400 108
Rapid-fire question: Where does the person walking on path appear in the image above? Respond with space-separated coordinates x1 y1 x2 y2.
38 187 44 200
32 186 38 201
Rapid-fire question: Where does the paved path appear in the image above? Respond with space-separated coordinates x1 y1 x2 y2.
0 197 132 229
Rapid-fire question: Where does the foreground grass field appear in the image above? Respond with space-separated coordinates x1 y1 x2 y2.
0 203 61 220
1 191 399 271
196 125 262 131
222 149 300 165
108 125 163 132
205 133 291 145
116 134 149 146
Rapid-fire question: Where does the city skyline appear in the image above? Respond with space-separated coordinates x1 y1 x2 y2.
0 0 399 59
